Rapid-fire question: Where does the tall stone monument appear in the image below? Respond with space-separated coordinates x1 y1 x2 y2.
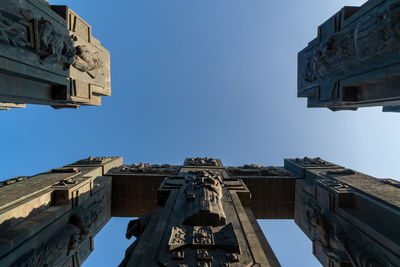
0 0 111 110
0 157 399 266
298 0 400 112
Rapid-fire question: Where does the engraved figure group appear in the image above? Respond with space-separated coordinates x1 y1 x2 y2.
303 1 400 83
0 5 102 73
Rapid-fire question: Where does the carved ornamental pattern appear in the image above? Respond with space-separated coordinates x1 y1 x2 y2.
168 224 240 253
73 45 104 78
0 2 105 74
76 156 116 165
185 157 220 167
11 191 106 266
303 199 392 267
0 7 75 69
303 1 400 83
295 157 334 168
119 163 180 175
184 170 226 227
227 164 292 176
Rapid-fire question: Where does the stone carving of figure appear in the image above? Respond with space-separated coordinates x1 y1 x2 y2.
355 2 400 61
36 17 75 68
303 1 400 83
296 157 332 167
120 214 152 267
187 157 219 166
183 170 226 227
0 16 28 47
120 163 179 175
73 45 104 78
0 7 75 69
304 204 349 264
304 202 391 267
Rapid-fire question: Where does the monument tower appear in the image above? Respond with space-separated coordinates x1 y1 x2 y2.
0 0 399 266
0 157 399 266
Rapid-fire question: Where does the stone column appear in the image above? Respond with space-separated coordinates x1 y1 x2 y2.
286 157 400 267
0 156 122 267
119 157 280 267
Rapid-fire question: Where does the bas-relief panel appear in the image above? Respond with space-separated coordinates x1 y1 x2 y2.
0 1 111 109
0 169 111 267
298 0 400 112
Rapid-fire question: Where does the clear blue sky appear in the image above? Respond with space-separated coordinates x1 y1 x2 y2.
2 0 399 266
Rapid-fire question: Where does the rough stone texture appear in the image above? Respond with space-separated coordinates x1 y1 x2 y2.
111 161 296 220
0 1 111 110
119 160 281 267
298 0 400 112
288 157 400 267
0 157 122 267
2 156 399 267
110 163 181 217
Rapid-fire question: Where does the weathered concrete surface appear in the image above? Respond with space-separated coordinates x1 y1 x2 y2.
0 1 111 110
1 156 399 267
0 157 122 267
118 158 281 267
298 0 400 112
286 157 400 267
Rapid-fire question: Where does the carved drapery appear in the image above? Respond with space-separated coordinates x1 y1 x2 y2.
183 170 226 227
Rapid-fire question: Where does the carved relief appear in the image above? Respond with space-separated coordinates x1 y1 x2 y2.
227 164 292 176
303 199 393 267
76 156 115 165
73 45 104 78
183 171 226 226
0 11 29 47
0 4 110 72
54 176 83 186
303 1 400 83
120 163 180 175
120 214 152 267
125 214 152 240
11 193 104 267
168 224 240 253
355 2 400 62
33 17 75 67
186 157 219 167
16 8 75 68
295 157 334 167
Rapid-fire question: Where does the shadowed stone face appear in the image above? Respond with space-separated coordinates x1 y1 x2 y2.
298 0 400 113
0 1 111 110
183 170 226 227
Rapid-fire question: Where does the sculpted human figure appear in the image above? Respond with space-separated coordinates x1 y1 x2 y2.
183 170 226 227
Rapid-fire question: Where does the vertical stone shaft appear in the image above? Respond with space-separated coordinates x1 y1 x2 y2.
0 157 122 266
286 157 400 267
120 158 281 267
